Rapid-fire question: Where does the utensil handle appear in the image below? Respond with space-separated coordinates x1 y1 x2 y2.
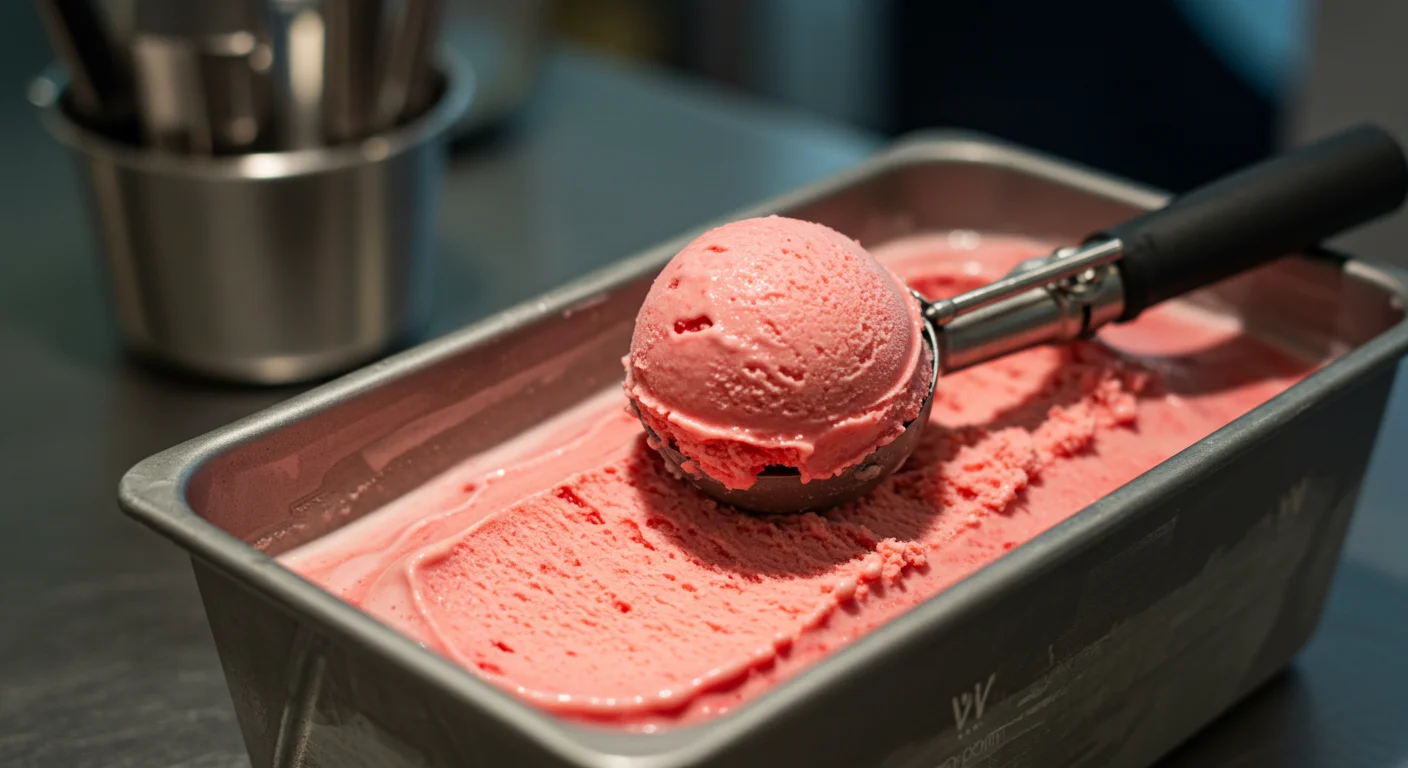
1096 124 1408 322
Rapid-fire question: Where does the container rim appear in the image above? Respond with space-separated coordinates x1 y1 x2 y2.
31 46 475 180
117 130 1408 766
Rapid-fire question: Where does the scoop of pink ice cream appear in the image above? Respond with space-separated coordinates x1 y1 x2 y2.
623 215 932 489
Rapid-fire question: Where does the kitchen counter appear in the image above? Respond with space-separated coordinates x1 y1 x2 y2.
1 32 1405 768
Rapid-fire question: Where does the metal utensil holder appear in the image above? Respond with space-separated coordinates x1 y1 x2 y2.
34 50 474 384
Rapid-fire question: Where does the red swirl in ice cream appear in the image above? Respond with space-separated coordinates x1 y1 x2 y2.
623 216 933 489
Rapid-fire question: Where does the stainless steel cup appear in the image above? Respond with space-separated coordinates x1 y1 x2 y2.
35 51 474 384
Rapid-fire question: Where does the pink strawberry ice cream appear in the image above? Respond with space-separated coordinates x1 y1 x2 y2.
623 216 932 489
280 231 1312 731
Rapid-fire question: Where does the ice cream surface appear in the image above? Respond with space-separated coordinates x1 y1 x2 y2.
281 231 1312 731
623 215 932 489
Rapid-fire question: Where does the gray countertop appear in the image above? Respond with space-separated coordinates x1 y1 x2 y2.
2 34 1406 768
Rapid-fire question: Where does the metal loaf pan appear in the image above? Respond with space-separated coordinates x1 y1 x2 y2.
120 132 1408 768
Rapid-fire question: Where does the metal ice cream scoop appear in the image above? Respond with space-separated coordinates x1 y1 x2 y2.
644 124 1408 513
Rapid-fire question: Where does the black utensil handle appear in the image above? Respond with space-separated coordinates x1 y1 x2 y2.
1095 124 1408 322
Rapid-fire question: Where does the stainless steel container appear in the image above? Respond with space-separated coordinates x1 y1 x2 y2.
37 51 474 385
119 133 1408 767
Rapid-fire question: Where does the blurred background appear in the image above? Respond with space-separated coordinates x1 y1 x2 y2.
0 0 1379 189
551 0 1300 192
546 0 1405 259
4 1 1401 198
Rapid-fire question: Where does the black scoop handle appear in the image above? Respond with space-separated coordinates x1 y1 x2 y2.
1094 124 1408 322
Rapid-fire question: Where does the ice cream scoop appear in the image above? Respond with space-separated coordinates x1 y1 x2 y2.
632 124 1408 513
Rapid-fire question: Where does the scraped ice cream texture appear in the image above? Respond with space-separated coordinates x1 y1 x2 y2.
623 216 932 489
282 228 1313 730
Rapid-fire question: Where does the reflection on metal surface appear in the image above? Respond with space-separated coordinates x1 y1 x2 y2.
287 7 325 144
271 627 327 768
938 252 1126 374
